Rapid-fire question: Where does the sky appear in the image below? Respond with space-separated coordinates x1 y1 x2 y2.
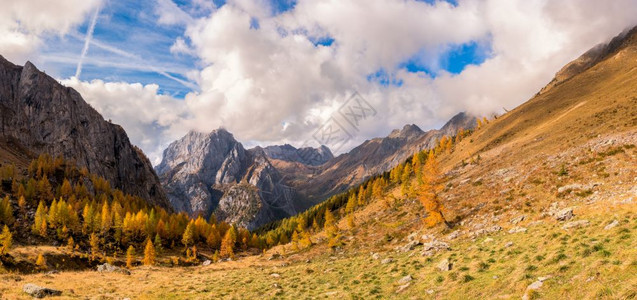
1 0 636 165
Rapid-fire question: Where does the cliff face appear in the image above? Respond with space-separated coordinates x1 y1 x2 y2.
156 129 299 229
0 56 169 208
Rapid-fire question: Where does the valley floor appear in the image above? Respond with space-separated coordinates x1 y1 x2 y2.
0 203 635 300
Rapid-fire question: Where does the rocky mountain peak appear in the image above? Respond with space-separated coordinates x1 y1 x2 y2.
440 112 477 135
156 128 298 228
388 124 424 139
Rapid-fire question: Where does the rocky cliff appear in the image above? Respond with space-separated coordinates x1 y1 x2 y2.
0 56 169 208
156 129 301 229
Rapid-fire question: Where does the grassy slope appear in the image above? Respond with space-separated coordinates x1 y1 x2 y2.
1 33 636 300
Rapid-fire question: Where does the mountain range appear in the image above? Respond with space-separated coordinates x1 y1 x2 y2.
156 113 475 229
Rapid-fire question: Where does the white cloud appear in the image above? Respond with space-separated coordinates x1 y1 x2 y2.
6 0 636 164
0 0 102 63
154 0 194 26
61 78 190 164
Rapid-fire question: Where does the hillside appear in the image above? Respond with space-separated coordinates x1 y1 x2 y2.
0 26 635 300
0 57 169 208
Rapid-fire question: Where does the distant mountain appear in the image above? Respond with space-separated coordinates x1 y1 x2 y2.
155 129 302 229
0 56 169 208
158 113 476 227
261 144 333 166
283 112 476 206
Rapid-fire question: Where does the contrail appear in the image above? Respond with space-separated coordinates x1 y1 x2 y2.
75 5 101 79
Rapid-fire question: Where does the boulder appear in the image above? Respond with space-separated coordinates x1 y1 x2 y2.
562 220 589 230
202 260 212 266
555 207 574 221
396 282 411 293
398 275 413 284
97 263 131 275
437 259 451 271
381 258 394 264
508 227 527 234
22 284 62 298
604 220 619 230
510 215 526 224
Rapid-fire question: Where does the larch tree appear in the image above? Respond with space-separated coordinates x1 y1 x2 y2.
89 233 100 262
324 209 341 249
154 234 163 256
418 151 451 228
0 225 12 254
35 253 47 270
220 227 237 258
126 245 135 268
182 221 195 248
143 239 156 266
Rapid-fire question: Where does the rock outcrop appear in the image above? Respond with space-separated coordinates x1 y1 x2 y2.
0 56 169 208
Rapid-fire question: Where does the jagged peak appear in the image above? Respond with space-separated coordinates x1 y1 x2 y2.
388 124 424 138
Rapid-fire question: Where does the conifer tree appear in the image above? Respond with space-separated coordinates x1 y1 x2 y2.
345 194 357 213
67 237 75 254
17 196 26 213
220 227 237 258
0 225 12 254
154 234 163 256
418 152 450 228
182 221 195 247
89 233 100 262
291 230 300 251
143 239 156 266
0 196 14 226
35 253 47 270
324 209 341 249
347 214 355 230
126 245 135 268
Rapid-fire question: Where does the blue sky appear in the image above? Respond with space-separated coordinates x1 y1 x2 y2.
7 0 633 163
38 0 490 97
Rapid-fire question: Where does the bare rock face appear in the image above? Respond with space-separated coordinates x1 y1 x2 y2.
0 56 169 208
156 129 299 229
262 144 333 166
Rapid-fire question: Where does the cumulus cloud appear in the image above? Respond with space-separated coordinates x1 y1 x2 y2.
61 78 190 164
0 0 102 63
11 0 636 164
